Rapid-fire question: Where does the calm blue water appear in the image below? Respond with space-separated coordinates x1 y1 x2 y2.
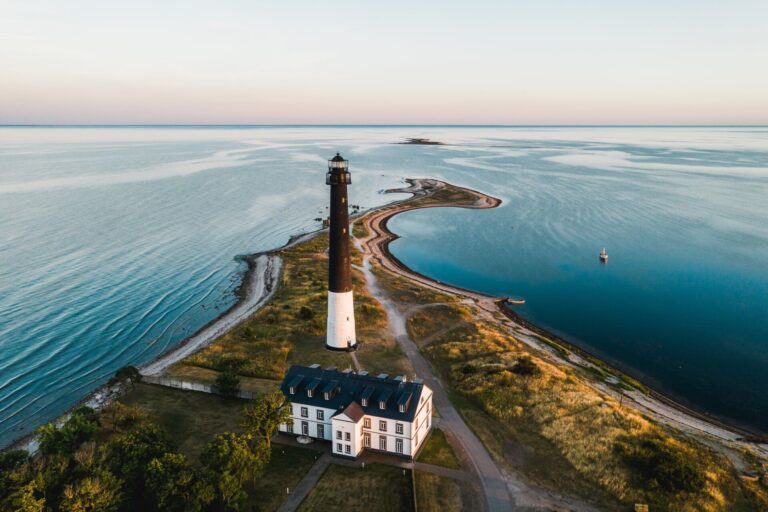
1 127 767 446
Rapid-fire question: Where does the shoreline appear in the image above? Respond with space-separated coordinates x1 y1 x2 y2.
358 179 768 451
6 178 765 458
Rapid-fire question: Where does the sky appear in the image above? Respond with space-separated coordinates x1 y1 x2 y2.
1 0 767 125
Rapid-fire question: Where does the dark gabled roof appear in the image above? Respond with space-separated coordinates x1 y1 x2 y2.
306 378 322 392
360 386 375 401
287 374 303 389
280 365 427 422
377 389 392 405
322 380 339 394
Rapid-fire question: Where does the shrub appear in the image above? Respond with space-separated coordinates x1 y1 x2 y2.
214 371 241 397
298 306 314 320
614 435 705 493
511 356 539 376
108 366 142 386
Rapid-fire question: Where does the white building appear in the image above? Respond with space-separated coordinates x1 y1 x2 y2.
278 364 433 459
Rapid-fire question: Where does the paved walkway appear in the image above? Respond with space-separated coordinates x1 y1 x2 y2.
276 453 331 512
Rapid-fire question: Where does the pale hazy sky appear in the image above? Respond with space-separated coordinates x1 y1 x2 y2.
1 0 767 124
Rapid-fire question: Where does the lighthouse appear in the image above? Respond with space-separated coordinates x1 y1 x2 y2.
325 153 357 351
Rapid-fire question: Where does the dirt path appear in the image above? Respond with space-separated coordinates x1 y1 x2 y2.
357 256 513 511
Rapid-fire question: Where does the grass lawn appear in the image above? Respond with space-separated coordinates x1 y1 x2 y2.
416 428 460 469
118 382 248 462
248 445 322 512
165 364 280 394
414 471 480 512
298 463 414 512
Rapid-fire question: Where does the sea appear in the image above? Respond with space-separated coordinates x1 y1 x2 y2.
1 126 767 447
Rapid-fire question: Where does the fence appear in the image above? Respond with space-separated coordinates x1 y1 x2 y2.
141 375 257 400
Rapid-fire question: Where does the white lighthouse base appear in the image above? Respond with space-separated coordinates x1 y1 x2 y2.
326 291 357 351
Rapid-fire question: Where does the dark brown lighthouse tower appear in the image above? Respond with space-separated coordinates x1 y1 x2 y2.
325 153 357 351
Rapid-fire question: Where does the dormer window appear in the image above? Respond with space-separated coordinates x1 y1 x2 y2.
324 392 330 400
379 401 385 410
289 386 295 395
361 398 368 407
399 404 405 413
307 389 313 398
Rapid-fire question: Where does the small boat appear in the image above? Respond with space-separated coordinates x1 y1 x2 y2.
505 297 526 305
599 248 608 263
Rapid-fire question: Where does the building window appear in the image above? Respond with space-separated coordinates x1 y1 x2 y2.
415 432 419 445
300 407 308 418
363 418 371 428
317 410 324 421
379 436 387 451
361 398 368 407
396 423 403 435
336 430 342 440
289 386 295 395
317 424 325 439
396 438 403 454
287 422 293 434
345 445 351 455
379 420 387 432
345 432 351 441
337 443 342 452
364 433 371 447
379 401 385 410
301 421 309 436
399 404 405 413
307 389 313 398
415 418 419 430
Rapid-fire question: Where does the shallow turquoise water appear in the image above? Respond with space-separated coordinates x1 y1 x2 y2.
1 126 767 445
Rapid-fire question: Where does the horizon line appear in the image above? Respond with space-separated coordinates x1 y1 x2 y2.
2 123 768 128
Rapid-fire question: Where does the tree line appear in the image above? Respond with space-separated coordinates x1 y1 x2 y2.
0 384 291 512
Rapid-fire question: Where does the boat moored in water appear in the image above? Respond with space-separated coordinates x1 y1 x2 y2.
599 248 608 263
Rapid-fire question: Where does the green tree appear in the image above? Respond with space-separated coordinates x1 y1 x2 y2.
146 452 213 512
60 470 122 512
202 432 262 511
37 411 99 457
107 423 172 503
214 371 241 397
240 390 292 450
3 480 46 512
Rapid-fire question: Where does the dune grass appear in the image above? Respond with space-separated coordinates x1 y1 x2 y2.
174 233 412 381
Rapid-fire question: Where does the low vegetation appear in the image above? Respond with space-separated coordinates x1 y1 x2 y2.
416 428 460 469
414 471 480 512
297 463 414 512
